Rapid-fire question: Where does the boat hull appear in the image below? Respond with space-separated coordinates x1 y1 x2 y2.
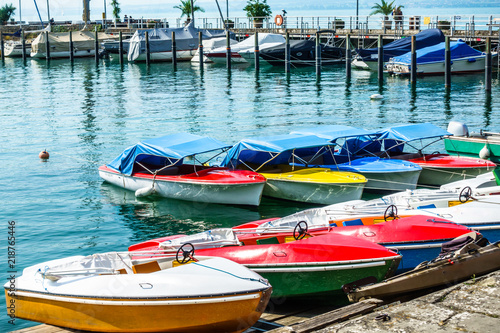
3 42 31 57
31 50 96 59
98 166 265 206
348 241 500 302
408 154 496 186
387 56 487 75
5 289 270 332
133 49 196 62
260 168 366 204
444 136 500 163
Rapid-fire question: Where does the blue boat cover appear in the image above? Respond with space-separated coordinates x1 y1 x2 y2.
392 40 484 64
356 29 445 62
290 125 377 141
220 134 333 168
107 133 231 175
376 123 451 142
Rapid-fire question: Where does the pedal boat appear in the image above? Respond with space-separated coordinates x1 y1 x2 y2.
220 133 367 204
4 254 271 332
234 215 476 272
129 232 401 300
346 234 500 302
375 123 496 186
98 133 266 206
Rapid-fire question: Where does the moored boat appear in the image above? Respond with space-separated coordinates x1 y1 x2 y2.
2 40 31 57
5 254 271 332
235 214 476 272
445 121 500 163
98 133 266 206
346 234 500 302
259 39 345 67
290 125 422 192
374 123 497 186
220 133 367 204
129 232 401 300
386 40 492 75
206 33 285 64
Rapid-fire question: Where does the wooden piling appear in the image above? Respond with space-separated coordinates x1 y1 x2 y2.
285 31 290 73
118 31 123 65
226 30 231 70
346 33 351 79
315 32 321 77
69 31 74 62
45 31 50 60
198 31 203 68
377 35 383 83
145 31 150 65
0 30 4 62
21 29 26 61
410 35 416 85
172 31 177 68
485 37 492 92
254 32 260 71
444 36 451 88
95 28 99 64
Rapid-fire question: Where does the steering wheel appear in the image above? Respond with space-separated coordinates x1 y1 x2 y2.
459 186 472 203
384 205 398 221
293 221 309 240
176 243 195 264
431 151 441 155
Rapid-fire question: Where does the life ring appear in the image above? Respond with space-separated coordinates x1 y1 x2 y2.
275 14 284 26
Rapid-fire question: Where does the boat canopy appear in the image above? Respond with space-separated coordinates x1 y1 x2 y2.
107 133 231 175
220 134 333 169
376 123 452 142
356 29 445 62
128 23 228 61
392 40 484 65
291 125 376 141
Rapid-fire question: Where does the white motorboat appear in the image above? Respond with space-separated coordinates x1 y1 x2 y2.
2 41 31 57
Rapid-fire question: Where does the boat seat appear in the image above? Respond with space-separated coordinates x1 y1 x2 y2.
132 260 161 274
342 219 364 227
256 237 281 245
417 204 436 209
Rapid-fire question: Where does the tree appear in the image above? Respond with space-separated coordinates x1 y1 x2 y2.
369 0 395 16
173 0 205 19
111 0 121 20
243 0 272 20
0 3 16 23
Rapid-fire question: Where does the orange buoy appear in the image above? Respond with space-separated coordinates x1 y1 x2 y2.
274 14 284 26
39 150 50 159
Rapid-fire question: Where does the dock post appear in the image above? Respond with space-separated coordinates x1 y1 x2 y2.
254 32 260 71
0 30 4 63
410 35 416 85
226 30 231 70
444 36 451 88
69 31 74 62
485 37 492 92
172 31 177 68
285 31 290 73
377 35 383 83
346 33 351 80
95 27 99 64
45 31 50 60
198 31 204 68
21 29 26 61
118 31 123 65
145 31 150 65
316 32 322 77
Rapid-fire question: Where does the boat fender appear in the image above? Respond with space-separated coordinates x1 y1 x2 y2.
135 185 156 197
479 145 490 159
370 94 383 100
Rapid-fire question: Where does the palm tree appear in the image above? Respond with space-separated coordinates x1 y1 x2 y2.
369 0 395 17
173 0 205 20
111 0 121 20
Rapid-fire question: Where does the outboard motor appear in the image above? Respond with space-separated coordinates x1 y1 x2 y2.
447 121 469 137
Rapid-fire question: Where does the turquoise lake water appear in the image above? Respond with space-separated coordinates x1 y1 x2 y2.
1 56 499 331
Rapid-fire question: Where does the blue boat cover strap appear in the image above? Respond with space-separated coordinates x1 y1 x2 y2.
107 133 231 175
